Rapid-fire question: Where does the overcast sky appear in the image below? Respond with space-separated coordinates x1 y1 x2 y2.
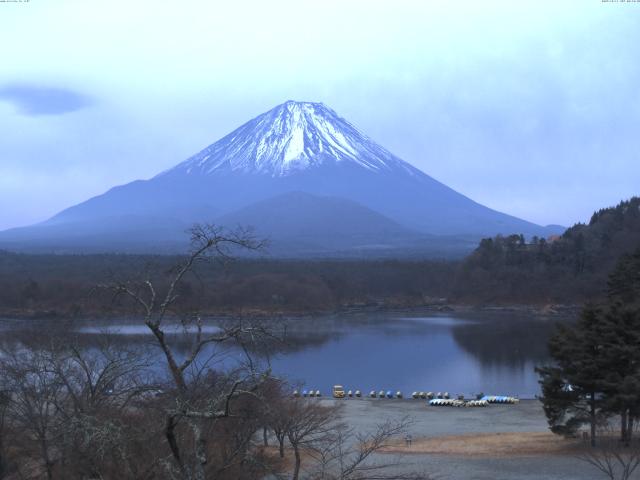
0 0 638 230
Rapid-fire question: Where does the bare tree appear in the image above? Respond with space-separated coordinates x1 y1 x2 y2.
100 224 280 480
266 396 291 459
51 338 153 415
0 389 8 479
101 225 265 390
283 399 339 480
51 340 158 479
0 335 160 480
308 416 430 480
0 347 64 480
578 422 640 480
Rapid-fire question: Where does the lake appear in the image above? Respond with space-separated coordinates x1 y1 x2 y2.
0 310 571 399
266 310 564 399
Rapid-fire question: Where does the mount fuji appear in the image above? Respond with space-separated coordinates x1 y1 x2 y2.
0 101 562 256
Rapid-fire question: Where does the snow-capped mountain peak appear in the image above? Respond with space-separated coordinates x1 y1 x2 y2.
162 100 413 177
2 100 561 254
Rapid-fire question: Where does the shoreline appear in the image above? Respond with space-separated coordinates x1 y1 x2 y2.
0 302 581 322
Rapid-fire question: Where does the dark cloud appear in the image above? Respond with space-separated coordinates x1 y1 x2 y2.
0 84 91 115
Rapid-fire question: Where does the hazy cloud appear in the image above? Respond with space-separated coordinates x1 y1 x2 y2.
0 84 91 115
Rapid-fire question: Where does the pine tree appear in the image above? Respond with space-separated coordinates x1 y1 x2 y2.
602 249 640 443
537 306 608 446
607 248 640 309
599 306 640 444
537 364 589 437
538 249 640 446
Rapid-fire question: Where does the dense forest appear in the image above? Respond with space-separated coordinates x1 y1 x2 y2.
0 254 455 317
0 197 638 317
454 197 640 304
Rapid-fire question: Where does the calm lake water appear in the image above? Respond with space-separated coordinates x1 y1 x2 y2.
0 310 572 399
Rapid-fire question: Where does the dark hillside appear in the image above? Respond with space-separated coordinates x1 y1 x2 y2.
454 197 640 304
0 253 455 317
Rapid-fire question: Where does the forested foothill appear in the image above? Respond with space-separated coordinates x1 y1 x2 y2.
454 197 640 304
1 197 638 318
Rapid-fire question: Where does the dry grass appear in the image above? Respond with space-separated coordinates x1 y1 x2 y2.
380 432 583 458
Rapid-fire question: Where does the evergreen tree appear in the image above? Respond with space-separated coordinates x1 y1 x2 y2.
602 249 640 443
538 249 640 446
599 301 640 444
607 248 640 309
537 364 589 437
537 306 608 446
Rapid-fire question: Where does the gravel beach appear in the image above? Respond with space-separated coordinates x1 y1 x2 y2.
320 398 605 480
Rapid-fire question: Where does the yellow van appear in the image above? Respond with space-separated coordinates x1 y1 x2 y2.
332 385 345 398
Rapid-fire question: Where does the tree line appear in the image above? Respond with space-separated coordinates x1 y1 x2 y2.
0 254 455 317
2 197 639 315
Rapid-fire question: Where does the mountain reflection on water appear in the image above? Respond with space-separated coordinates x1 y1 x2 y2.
0 310 572 398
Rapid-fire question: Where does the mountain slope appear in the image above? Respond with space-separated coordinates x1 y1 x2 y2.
0 101 562 254
0 215 190 253
217 191 424 254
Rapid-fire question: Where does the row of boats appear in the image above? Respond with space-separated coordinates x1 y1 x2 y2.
429 399 489 407
293 387 519 405
429 396 520 407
